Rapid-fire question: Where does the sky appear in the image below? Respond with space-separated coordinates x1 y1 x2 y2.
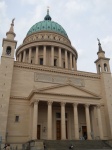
0 0 112 73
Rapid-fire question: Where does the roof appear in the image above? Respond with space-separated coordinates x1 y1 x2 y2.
27 10 68 38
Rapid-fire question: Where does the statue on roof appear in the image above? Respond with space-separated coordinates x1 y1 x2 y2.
12 18 15 25
97 38 103 52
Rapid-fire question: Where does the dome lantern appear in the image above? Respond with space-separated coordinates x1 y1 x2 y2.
44 7 52 21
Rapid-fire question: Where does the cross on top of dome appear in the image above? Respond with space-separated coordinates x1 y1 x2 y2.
44 7 52 21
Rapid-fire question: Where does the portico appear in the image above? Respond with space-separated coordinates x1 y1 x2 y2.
29 83 103 141
30 100 103 140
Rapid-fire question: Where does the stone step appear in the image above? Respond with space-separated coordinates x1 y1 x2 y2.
43 140 112 150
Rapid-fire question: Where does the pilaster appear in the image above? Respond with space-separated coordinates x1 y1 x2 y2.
96 105 103 139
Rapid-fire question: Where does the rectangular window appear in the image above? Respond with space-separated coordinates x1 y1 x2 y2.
56 113 61 118
15 115 19 122
40 58 43 65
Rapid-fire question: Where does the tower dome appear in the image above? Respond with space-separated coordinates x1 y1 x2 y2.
27 9 68 38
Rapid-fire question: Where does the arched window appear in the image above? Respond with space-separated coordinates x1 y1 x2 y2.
98 64 101 73
6 46 11 55
104 63 108 72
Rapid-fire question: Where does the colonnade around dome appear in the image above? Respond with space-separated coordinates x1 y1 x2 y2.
16 45 77 70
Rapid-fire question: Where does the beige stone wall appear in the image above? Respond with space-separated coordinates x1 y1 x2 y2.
100 73 112 138
0 57 109 143
7 99 29 143
11 64 101 97
0 57 14 142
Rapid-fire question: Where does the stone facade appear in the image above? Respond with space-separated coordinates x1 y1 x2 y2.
0 14 112 145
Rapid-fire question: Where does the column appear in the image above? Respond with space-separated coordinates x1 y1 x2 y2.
96 105 103 139
51 46 54 66
59 47 62 67
73 103 79 139
35 46 39 64
65 50 68 68
19 53 22 62
32 101 39 140
28 47 32 63
70 53 72 70
47 101 53 139
73 56 77 70
43 46 46 65
23 50 26 62
29 104 33 140
61 102 66 139
85 104 92 140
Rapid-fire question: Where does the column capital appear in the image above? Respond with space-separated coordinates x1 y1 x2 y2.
48 101 53 105
96 104 101 109
61 102 66 106
73 103 78 107
34 100 39 105
85 104 90 108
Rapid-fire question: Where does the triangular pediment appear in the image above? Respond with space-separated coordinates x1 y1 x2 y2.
34 83 100 98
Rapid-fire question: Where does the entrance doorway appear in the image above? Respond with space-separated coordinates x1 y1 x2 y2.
56 120 61 140
82 126 87 140
56 120 68 140
37 125 41 139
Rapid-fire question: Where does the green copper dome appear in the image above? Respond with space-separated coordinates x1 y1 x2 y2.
27 10 68 38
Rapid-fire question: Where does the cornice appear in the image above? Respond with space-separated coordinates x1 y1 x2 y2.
10 91 101 101
2 38 17 47
94 57 110 63
10 96 28 100
14 61 100 79
33 91 101 100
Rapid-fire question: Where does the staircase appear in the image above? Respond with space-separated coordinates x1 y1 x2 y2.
43 140 112 150
24 140 112 150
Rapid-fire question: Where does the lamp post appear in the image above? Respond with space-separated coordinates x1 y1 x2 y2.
0 134 2 150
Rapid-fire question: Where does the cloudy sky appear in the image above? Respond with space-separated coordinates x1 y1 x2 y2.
0 0 112 73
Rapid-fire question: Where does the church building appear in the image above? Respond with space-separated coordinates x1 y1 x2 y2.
0 9 112 144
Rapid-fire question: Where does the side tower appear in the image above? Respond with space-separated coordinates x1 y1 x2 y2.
95 39 112 139
0 19 17 142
